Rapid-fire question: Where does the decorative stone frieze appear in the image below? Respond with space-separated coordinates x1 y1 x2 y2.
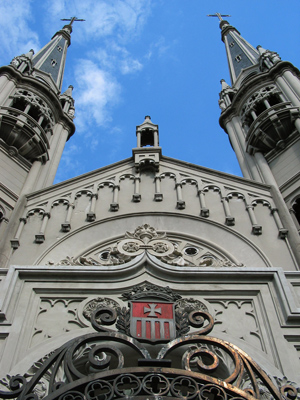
52 225 244 268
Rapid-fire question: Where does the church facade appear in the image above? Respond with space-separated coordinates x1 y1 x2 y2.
0 17 299 400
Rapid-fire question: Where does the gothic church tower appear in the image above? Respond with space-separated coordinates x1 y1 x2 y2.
218 17 300 258
0 22 75 245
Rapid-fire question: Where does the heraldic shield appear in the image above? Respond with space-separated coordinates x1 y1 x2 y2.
130 301 176 342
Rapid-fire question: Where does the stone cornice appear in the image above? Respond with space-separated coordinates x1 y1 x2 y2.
22 155 272 205
0 182 18 203
160 156 271 191
279 171 300 195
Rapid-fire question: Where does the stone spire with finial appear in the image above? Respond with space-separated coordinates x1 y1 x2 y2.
31 17 85 92
209 13 260 85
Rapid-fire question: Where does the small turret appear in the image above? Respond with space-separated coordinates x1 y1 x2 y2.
10 49 34 74
60 85 75 120
132 116 161 172
257 45 281 71
218 79 236 110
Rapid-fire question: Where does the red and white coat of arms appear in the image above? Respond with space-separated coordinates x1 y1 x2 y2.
130 301 176 342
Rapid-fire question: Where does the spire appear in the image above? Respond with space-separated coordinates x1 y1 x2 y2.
31 18 84 92
219 18 260 85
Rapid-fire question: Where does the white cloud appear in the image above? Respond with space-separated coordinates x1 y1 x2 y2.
120 58 143 74
45 0 152 41
146 37 172 60
74 59 121 130
0 0 40 64
91 42 143 75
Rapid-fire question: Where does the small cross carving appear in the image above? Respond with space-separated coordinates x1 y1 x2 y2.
207 13 231 21
144 303 162 317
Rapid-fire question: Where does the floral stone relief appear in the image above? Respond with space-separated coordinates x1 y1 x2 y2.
50 224 244 268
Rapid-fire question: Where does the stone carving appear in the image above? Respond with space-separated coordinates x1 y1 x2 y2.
175 298 209 336
212 300 263 351
14 89 54 123
114 225 179 262
68 107 75 118
198 256 244 268
53 225 243 268
175 298 208 313
81 284 210 341
7 146 18 157
126 223 165 240
121 282 182 302
11 58 21 68
122 241 140 252
241 85 280 118
48 256 102 266
10 51 34 74
53 251 132 266
31 299 84 347
83 297 120 321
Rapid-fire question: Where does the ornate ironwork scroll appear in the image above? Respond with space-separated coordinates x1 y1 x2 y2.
0 284 298 400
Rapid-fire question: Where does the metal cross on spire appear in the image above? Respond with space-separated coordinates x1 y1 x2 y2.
207 13 231 21
61 16 85 26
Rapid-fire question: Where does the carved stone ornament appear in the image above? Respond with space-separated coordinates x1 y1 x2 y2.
121 282 182 302
1 282 298 400
83 297 121 321
10 51 34 73
53 225 244 268
11 57 21 67
14 89 54 123
175 298 209 313
80 284 210 341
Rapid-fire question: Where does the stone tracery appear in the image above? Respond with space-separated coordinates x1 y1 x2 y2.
53 224 244 268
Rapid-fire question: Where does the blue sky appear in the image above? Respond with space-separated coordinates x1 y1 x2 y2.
1 0 299 183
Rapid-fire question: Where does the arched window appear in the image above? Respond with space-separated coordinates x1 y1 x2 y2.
292 198 300 226
0 206 5 223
